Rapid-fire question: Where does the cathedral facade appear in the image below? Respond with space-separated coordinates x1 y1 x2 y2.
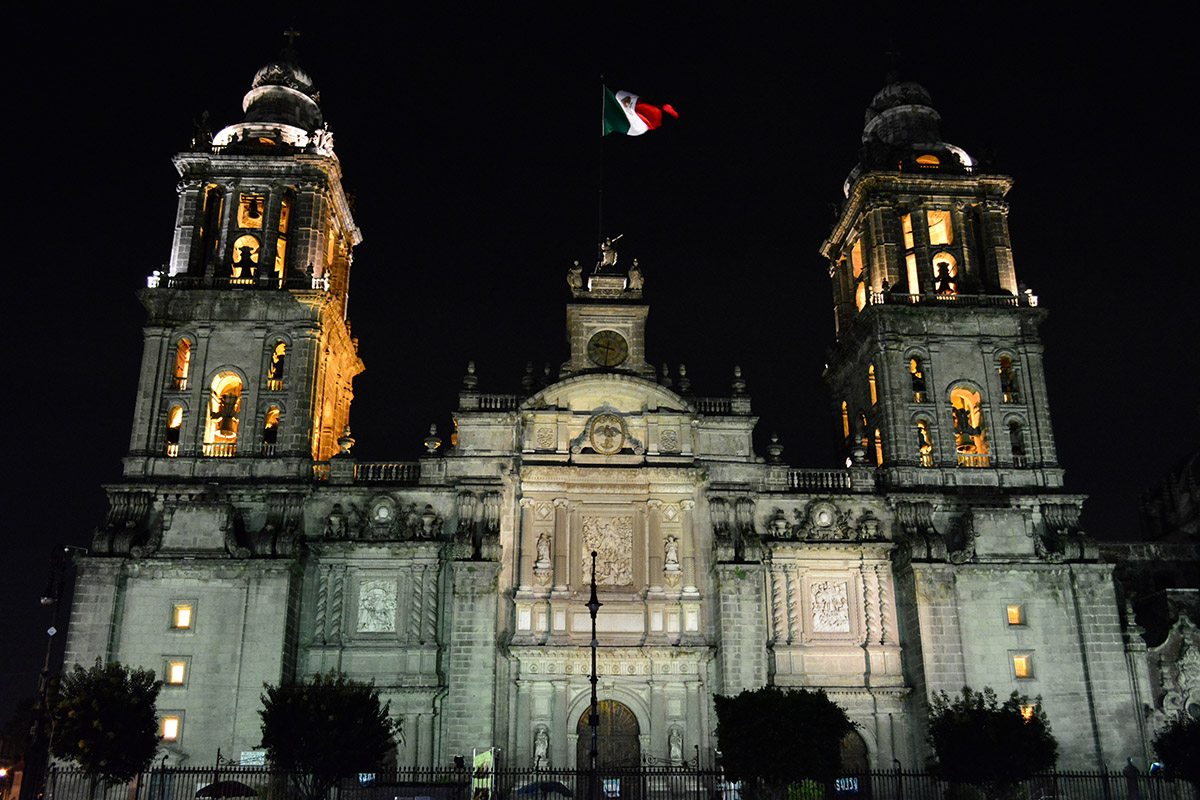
64 52 1168 773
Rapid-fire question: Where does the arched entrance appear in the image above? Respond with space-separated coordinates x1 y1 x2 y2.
840 729 869 772
575 699 641 768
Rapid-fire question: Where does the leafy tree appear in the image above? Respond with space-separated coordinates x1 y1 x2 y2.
714 686 856 800
1153 714 1200 789
927 686 1057 800
49 660 161 789
259 671 399 800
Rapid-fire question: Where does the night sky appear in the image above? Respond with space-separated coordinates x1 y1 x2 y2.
3 9 1195 722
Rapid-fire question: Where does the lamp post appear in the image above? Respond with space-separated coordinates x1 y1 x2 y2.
586 551 602 800
20 545 87 800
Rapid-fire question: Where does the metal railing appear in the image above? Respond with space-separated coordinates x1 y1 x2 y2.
41 765 1197 800
355 462 420 482
787 469 854 491
869 290 1038 308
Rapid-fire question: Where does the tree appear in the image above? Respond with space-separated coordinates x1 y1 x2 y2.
259 671 399 800
927 686 1057 800
714 686 856 800
49 660 161 789
1153 714 1200 789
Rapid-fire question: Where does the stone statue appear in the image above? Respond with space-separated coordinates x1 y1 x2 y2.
535 531 552 567
323 503 347 539
668 726 683 764
533 724 550 767
598 234 623 270
567 261 583 291
627 259 644 290
664 535 680 568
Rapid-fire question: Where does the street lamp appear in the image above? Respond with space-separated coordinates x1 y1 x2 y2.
20 545 87 800
586 551 602 800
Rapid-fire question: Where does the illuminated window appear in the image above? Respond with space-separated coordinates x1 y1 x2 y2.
868 365 877 405
901 214 915 250
916 154 941 167
1012 654 1032 678
172 339 191 390
950 386 989 467
167 660 187 685
171 603 193 629
905 253 920 294
278 196 291 234
998 355 1019 403
1009 422 1027 467
874 427 883 466
910 358 927 402
927 210 953 245
1020 704 1036 722
916 420 933 467
851 240 866 311
933 252 958 295
262 406 280 454
165 406 184 457
267 341 287 390
859 413 869 448
237 194 265 229
231 235 260 279
161 715 181 741
1006 605 1024 625
204 372 242 457
841 401 850 439
274 237 287 282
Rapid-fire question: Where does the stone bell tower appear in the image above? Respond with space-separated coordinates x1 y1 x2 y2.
821 78 1061 491
124 42 363 483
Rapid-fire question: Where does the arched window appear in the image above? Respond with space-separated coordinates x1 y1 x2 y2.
998 355 1019 403
868 364 878 406
950 385 989 467
933 252 958 295
901 213 919 294
916 154 941 168
1009 421 1027 467
274 192 292 285
165 406 184 457
172 339 192 390
927 210 954 245
841 401 850 439
916 419 934 467
874 427 884 466
203 372 242 457
262 406 280 455
231 234 259 279
858 413 870 448
851 240 867 311
266 341 286 391
909 357 927 402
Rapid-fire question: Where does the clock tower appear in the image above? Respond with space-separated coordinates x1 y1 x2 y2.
561 242 655 380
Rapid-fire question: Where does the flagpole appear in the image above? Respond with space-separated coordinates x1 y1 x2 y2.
598 74 605 264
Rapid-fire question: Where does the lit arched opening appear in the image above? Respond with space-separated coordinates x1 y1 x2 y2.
841 401 850 440
868 364 878 406
262 406 281 455
916 419 933 467
916 154 941 168
851 240 866 311
576 699 641 769
231 234 259 279
204 372 242 457
933 252 958 295
874 427 883 466
950 385 989 467
267 341 287 390
165 406 184 457
172 339 192 390
909 357 927 402
998 355 1019 403
1009 420 1027 467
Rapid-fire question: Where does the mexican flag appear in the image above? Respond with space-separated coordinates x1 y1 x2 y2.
602 86 678 136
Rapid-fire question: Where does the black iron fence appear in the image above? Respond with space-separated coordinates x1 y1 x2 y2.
41 764 1198 800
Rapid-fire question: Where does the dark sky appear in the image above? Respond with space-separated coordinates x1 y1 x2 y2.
3 9 1195 722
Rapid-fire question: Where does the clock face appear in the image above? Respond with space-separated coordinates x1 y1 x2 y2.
587 330 629 367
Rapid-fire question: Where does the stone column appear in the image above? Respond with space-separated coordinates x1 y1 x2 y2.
518 499 535 591
680 500 698 595
441 561 501 758
514 679 532 765
552 498 570 591
647 500 664 592
552 680 569 768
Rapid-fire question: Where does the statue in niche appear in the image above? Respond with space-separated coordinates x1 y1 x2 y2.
664 535 680 568
533 725 550 768
668 726 683 765
323 503 348 539
535 531 552 567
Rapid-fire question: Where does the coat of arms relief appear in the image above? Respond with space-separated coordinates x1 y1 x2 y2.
581 514 634 586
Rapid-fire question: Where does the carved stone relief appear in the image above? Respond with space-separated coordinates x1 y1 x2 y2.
536 426 556 450
810 579 851 633
581 515 634 586
663 534 681 587
590 413 627 454
660 428 680 452
357 579 397 633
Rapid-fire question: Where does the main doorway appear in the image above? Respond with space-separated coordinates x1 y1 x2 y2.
576 699 641 768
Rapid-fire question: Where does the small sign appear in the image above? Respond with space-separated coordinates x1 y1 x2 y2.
239 751 266 766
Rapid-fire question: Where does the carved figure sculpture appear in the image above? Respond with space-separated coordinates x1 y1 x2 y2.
323 503 348 539
628 260 644 290
669 726 683 764
664 535 680 568
536 531 552 567
567 262 583 290
598 234 623 270
533 725 550 767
